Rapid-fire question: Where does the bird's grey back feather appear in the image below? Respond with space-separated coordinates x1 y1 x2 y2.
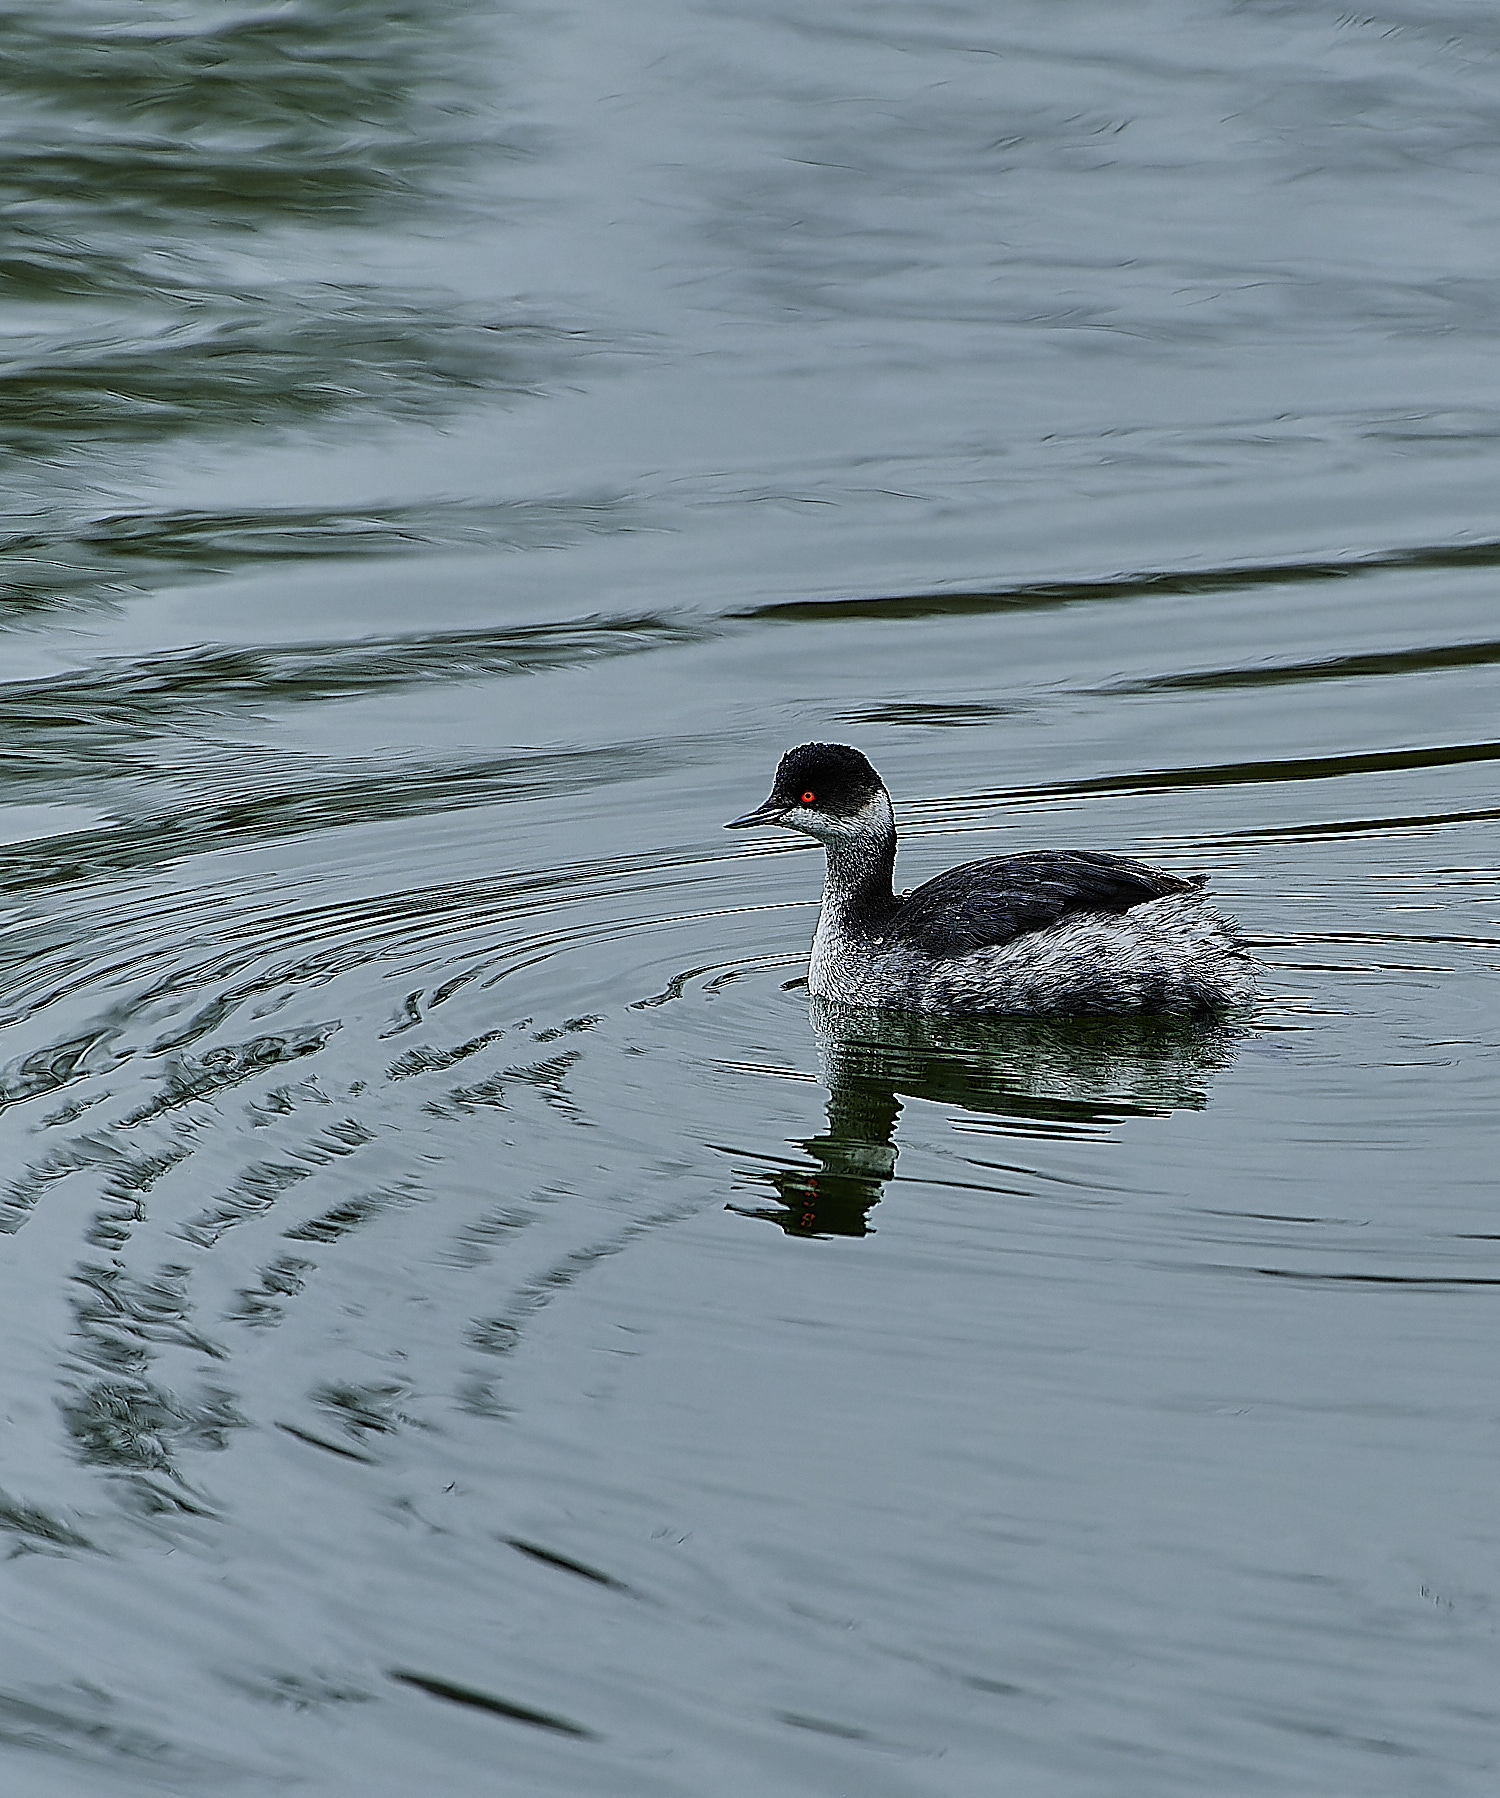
889 849 1198 956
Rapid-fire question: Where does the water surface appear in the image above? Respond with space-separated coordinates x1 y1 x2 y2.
1 3 1497 1794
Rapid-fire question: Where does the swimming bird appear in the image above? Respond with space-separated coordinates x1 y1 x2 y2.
725 743 1254 1017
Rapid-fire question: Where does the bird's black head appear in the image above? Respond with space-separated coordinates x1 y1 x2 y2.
724 742 889 840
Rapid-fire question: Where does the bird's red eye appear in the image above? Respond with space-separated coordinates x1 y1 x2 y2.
800 790 815 804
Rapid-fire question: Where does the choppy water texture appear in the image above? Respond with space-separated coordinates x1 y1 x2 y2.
1 3 1497 1793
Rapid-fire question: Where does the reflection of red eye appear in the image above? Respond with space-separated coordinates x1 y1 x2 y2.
801 790 815 804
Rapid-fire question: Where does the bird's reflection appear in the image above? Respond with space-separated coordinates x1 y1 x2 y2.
738 999 1243 1237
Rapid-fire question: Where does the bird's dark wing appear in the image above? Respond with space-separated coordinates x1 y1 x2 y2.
891 850 1201 955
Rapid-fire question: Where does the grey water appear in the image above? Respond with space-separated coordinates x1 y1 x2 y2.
0 2 1497 1793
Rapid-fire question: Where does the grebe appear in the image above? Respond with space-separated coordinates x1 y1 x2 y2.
725 743 1254 1017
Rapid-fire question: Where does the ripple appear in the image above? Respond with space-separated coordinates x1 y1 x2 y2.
736 534 1500 625
0 0 507 296
0 289 586 460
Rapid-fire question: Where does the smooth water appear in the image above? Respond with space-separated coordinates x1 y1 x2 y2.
1 3 1497 1793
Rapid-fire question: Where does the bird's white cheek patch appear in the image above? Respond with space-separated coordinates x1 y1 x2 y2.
821 792 894 838
782 789 891 840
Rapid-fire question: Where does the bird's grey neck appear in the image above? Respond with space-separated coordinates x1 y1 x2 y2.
821 824 897 924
